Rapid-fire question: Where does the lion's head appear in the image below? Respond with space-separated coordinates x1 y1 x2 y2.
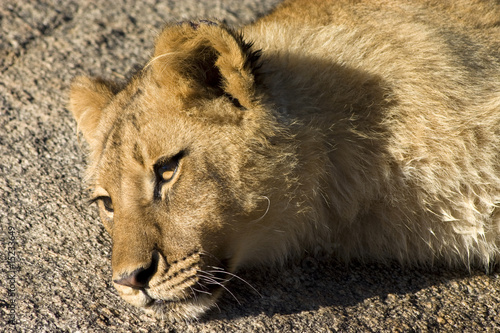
69 21 303 320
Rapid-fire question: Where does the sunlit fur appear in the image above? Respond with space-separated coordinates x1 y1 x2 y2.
69 0 500 321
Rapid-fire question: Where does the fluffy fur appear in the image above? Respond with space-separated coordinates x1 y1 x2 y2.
69 0 500 321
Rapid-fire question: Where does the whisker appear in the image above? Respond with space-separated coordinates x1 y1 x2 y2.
198 250 224 264
188 286 199 303
201 275 227 281
207 266 225 271
195 280 211 290
211 299 222 313
206 268 262 297
196 270 241 305
191 287 212 296
144 52 179 69
249 195 271 223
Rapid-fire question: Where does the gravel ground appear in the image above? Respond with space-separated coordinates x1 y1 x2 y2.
1 0 500 332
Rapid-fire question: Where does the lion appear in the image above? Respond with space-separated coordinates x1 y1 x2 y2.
69 0 500 321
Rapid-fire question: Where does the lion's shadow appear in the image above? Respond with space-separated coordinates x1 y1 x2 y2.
205 257 481 321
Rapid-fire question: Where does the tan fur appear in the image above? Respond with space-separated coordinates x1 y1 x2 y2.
69 0 500 321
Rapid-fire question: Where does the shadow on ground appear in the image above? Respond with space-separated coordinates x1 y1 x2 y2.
207 258 477 320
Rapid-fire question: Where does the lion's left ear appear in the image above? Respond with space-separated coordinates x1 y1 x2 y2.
151 21 260 109
69 76 118 148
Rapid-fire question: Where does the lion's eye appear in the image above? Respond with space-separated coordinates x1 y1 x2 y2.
155 152 183 183
100 196 114 212
158 160 179 183
154 152 183 199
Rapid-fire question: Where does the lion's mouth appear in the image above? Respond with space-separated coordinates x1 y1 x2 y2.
114 254 235 320
140 282 225 321
142 265 231 308
144 296 188 311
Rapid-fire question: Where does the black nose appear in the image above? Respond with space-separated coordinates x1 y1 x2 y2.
113 251 159 289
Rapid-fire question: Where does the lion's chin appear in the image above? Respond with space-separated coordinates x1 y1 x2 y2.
142 294 219 322
115 282 221 321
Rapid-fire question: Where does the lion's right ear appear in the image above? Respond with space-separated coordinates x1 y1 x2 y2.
69 76 117 147
151 21 260 110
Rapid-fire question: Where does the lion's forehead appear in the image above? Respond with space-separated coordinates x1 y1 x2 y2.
91 106 202 194
100 94 188 156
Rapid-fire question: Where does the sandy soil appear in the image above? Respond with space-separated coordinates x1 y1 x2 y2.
1 0 500 331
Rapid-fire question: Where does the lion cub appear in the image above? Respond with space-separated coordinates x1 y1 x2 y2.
69 0 500 321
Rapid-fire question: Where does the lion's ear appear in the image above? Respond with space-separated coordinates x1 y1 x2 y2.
151 21 259 109
69 76 117 147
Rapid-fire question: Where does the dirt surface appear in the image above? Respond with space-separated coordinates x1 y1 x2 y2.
1 0 500 332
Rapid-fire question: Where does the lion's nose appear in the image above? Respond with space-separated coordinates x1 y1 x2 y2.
113 250 159 289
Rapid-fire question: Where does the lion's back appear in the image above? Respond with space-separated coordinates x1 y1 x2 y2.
245 0 500 266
